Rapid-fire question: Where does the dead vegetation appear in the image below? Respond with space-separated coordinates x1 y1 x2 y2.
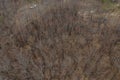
0 0 120 80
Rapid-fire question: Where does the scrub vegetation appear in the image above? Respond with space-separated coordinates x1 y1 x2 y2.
0 0 120 80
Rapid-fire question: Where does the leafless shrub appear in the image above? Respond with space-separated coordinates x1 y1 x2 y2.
0 0 120 80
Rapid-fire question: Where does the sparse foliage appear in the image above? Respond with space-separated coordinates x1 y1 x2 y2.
0 0 120 80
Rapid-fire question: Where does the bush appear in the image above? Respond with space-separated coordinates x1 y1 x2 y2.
101 0 118 10
1 1 120 80
0 15 4 23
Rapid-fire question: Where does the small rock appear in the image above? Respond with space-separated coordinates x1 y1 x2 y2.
30 4 37 9
90 10 95 14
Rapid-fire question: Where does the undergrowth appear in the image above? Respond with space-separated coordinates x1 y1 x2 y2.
27 0 39 3
0 15 4 25
101 0 118 11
